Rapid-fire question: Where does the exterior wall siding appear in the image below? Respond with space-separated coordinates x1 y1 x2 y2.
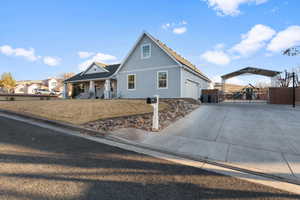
120 35 178 72
117 34 181 98
117 67 181 98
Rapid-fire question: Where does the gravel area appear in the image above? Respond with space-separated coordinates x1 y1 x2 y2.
83 98 200 132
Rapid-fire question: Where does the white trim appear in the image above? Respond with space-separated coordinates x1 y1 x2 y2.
141 43 151 59
182 65 211 82
127 74 136 91
114 31 181 75
119 64 178 74
186 78 200 85
65 77 115 83
157 71 168 89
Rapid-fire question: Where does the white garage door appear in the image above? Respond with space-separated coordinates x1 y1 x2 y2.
185 80 199 99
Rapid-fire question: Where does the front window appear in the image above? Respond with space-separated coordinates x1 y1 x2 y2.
158 71 168 89
141 44 151 59
128 74 136 90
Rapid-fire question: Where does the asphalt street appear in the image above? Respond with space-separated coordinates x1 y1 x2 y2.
0 116 299 200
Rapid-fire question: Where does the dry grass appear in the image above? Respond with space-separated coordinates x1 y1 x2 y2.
0 99 168 125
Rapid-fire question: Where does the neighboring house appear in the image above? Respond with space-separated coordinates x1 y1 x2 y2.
43 78 64 93
46 78 58 91
14 80 44 94
27 83 41 94
14 83 27 94
214 83 245 93
64 32 211 99
15 78 64 95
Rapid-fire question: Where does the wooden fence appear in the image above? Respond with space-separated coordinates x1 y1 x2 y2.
268 87 300 105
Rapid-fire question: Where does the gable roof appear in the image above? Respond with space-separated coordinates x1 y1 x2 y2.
65 63 120 83
116 32 211 82
81 62 109 75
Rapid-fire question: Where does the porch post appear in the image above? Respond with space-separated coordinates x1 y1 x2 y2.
63 83 68 99
221 78 226 93
221 78 226 102
89 80 95 98
104 79 111 99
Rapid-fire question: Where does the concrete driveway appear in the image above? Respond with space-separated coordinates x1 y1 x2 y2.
112 103 300 182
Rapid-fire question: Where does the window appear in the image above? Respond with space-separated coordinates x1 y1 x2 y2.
51 82 57 87
157 71 168 89
141 44 151 59
127 74 136 90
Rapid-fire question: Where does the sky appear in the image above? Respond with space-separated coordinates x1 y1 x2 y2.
0 0 300 85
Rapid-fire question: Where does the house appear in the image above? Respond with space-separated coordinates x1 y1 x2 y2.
14 78 64 95
64 32 211 99
15 80 44 94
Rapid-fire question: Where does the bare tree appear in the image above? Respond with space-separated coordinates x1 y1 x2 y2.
282 46 300 87
59 72 75 80
283 46 300 56
277 70 293 88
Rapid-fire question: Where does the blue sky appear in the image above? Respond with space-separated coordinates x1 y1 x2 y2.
0 0 300 84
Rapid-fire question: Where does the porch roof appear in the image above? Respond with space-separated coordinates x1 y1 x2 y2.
65 64 120 83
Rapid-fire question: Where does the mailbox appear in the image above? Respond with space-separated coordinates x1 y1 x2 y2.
146 97 157 104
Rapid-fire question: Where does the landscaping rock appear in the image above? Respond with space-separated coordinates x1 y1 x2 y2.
83 98 200 133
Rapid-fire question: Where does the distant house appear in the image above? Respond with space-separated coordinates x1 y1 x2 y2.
14 78 64 95
214 83 245 93
64 32 211 99
43 78 64 93
15 80 44 94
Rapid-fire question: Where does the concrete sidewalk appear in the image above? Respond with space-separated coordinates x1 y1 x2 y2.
111 103 300 183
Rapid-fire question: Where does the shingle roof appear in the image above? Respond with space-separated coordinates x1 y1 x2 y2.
147 33 211 82
64 63 120 82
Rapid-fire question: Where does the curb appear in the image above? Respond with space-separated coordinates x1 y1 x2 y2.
1 109 300 187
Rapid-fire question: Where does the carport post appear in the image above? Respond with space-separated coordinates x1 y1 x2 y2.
293 72 296 108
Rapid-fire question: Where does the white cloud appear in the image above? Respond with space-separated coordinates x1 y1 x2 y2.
0 45 39 61
162 21 188 34
173 27 187 35
162 23 171 30
231 24 276 56
204 0 268 16
267 26 300 52
201 50 231 65
79 53 117 71
214 43 225 49
0 45 14 55
43 56 61 66
78 51 95 59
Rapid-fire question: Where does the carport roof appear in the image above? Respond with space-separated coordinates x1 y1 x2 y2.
221 67 281 80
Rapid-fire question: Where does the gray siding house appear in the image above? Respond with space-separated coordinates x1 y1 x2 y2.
64 32 211 99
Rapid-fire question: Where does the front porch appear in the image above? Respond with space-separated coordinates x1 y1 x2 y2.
64 79 117 99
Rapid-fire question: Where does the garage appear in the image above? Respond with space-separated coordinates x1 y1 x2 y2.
184 80 199 99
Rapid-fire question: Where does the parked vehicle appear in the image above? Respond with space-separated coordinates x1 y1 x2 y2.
34 89 54 95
